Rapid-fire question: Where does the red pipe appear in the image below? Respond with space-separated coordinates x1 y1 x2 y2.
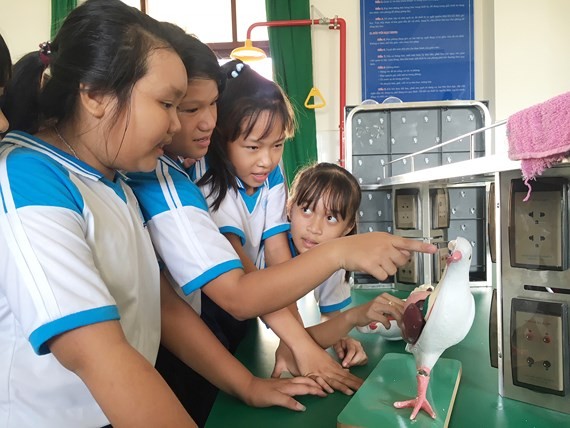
245 17 347 166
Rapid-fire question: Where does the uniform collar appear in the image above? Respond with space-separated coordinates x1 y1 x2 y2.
3 131 110 182
159 154 190 179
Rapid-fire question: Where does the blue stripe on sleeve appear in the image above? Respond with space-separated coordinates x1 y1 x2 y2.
319 297 352 314
261 223 290 241
219 226 246 245
181 259 243 295
6 148 84 213
29 305 120 355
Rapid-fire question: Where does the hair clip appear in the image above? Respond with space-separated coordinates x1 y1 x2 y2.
229 62 245 79
39 41 52 67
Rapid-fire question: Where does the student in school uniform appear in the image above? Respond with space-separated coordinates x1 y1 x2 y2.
0 1 194 426
127 27 437 424
275 162 373 372
0 3 324 427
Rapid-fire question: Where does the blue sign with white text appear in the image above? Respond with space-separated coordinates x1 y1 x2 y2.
360 0 474 102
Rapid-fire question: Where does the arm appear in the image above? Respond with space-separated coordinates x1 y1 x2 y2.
221 236 362 394
204 232 436 319
263 232 293 267
130 163 436 320
261 306 362 394
225 232 257 273
321 311 368 368
49 321 196 427
263 233 305 323
159 273 325 409
305 293 405 348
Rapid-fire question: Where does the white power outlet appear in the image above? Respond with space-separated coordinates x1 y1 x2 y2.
395 192 418 229
510 180 566 269
433 245 449 283
431 189 450 229
397 252 420 284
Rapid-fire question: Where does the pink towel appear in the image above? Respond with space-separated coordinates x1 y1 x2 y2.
507 91 570 200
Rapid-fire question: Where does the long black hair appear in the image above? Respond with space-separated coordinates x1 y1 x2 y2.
0 33 12 135
3 0 174 134
197 60 295 211
0 34 11 88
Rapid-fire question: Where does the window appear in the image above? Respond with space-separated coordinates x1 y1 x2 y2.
123 1 268 57
122 1 273 78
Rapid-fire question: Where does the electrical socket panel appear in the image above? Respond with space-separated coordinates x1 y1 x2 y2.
433 244 449 283
509 178 568 270
395 189 419 230
510 298 569 395
397 252 421 284
431 188 450 229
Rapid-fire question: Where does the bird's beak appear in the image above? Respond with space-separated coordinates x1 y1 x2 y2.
446 250 463 265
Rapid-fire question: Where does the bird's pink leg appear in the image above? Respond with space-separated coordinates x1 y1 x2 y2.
393 367 436 420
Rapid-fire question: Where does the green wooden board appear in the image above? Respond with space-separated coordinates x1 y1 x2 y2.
337 353 462 428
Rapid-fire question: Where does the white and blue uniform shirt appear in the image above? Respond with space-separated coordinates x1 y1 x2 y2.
0 132 161 428
127 156 243 314
194 159 290 265
287 235 352 314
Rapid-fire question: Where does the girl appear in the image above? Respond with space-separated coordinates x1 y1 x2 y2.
128 27 363 424
0 2 320 427
125 25 333 427
0 1 191 426
193 61 413 361
0 33 11 135
127 44 435 408
284 162 372 369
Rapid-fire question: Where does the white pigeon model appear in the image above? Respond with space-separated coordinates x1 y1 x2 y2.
394 236 475 420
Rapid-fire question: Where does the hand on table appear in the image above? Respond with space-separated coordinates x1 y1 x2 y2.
242 375 326 412
271 340 363 395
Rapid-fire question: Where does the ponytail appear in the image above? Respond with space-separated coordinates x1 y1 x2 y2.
3 52 44 133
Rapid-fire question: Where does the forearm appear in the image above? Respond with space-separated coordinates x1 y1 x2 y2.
207 232 436 320
306 308 359 349
50 321 195 427
261 307 316 352
264 232 292 267
233 243 341 317
287 302 304 324
159 276 256 401
224 233 257 273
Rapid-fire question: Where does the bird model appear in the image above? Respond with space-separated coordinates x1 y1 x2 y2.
394 236 475 420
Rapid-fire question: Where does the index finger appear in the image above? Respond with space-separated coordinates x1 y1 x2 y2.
394 238 437 255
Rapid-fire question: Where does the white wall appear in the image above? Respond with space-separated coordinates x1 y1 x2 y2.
492 0 570 153
2 1 570 160
0 0 51 62
311 0 570 161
